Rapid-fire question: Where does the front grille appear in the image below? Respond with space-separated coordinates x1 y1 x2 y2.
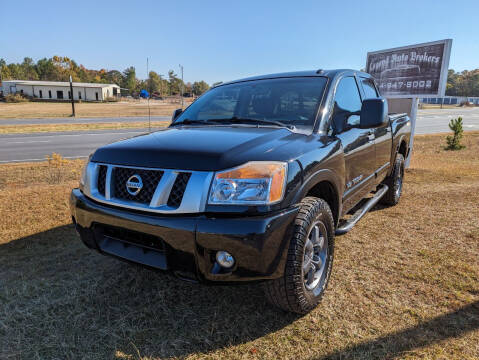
97 165 108 196
167 172 191 208
112 167 163 204
88 163 207 214
100 225 166 252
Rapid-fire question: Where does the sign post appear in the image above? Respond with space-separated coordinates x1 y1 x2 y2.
366 39 452 167
69 75 76 117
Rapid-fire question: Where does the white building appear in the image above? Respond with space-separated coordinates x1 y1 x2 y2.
1 80 120 101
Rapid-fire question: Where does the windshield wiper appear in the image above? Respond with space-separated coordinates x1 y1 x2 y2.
170 119 209 126
209 117 296 130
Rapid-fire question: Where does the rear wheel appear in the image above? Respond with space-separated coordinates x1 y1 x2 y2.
263 197 335 314
380 153 405 206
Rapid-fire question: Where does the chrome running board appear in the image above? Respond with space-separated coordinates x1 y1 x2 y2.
335 184 389 235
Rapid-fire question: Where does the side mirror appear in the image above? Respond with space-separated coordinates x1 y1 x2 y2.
360 98 388 128
172 108 182 121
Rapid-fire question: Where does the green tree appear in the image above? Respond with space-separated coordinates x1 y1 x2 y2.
446 69 479 97
168 70 184 95
105 70 124 86
192 80 209 96
0 63 12 80
123 66 137 94
0 56 145 94
6 63 25 79
20 57 39 80
36 57 65 81
445 117 465 150
185 81 192 94
147 71 162 94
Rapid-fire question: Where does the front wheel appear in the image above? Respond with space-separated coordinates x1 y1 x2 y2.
263 197 335 314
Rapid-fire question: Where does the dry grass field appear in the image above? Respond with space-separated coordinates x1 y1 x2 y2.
0 134 478 359
0 99 193 119
0 121 169 134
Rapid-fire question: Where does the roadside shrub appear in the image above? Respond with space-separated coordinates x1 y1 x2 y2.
5 93 29 103
45 153 73 184
47 152 69 167
105 96 119 102
445 117 465 150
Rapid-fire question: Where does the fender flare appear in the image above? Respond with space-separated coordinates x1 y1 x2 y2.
292 168 343 223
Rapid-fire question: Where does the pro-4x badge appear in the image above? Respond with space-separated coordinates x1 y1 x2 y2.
346 174 363 188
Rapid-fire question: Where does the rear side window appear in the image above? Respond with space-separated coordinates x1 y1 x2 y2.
331 77 362 133
360 77 379 99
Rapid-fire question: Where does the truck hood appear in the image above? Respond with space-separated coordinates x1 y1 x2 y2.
91 126 308 171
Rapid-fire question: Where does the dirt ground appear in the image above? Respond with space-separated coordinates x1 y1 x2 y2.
0 133 478 359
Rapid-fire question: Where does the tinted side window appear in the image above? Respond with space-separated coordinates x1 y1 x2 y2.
331 77 362 133
360 78 379 99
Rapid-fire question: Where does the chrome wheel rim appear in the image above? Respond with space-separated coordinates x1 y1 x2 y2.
303 221 328 291
395 165 404 198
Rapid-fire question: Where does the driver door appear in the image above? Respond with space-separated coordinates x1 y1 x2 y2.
331 76 377 213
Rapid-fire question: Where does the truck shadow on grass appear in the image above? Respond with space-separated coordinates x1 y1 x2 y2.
2 225 478 359
0 224 299 359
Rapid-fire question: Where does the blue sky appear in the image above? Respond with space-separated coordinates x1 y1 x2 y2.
2 0 478 84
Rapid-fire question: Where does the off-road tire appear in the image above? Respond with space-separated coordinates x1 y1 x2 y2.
263 197 335 314
380 153 405 206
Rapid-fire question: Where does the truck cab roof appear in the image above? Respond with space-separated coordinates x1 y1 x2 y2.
217 69 373 87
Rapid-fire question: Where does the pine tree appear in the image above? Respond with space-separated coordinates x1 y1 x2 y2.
445 117 465 150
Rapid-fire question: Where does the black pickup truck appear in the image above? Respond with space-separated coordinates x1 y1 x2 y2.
71 69 410 314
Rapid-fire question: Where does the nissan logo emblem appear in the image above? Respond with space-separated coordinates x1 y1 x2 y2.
126 174 143 196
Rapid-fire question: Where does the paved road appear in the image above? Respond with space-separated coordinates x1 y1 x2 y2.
1 108 478 163
416 107 479 134
0 116 170 125
0 129 149 163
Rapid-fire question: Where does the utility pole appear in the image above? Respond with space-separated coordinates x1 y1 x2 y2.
179 64 184 109
69 75 75 117
159 74 163 97
147 57 151 133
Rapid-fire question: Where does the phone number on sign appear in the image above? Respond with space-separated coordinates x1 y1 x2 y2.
378 79 433 90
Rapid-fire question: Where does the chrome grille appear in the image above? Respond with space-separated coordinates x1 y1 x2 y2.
112 167 163 204
83 162 213 214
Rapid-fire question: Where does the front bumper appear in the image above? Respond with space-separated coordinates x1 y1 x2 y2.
70 189 299 282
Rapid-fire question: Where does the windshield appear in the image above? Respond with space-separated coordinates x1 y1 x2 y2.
173 77 328 131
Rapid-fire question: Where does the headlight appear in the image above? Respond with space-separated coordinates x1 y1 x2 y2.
79 164 88 189
208 161 287 205
79 154 93 190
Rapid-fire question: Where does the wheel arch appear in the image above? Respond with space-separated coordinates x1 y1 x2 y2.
389 135 409 176
398 139 408 158
293 169 342 227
